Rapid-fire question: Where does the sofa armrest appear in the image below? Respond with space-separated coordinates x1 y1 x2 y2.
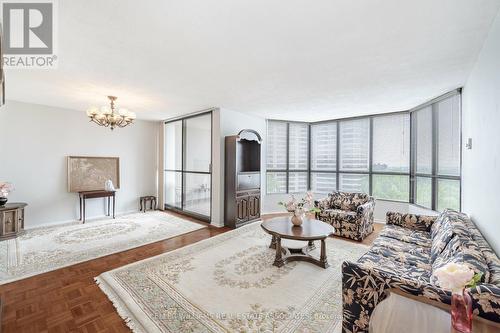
469 284 500 322
342 260 500 333
342 260 449 333
386 211 437 232
314 197 331 211
357 198 375 217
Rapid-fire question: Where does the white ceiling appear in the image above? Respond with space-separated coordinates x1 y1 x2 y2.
5 0 500 121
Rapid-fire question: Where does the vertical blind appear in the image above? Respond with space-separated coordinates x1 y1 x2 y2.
412 93 461 211
266 90 461 211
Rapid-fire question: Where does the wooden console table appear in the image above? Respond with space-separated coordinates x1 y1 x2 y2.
78 191 115 223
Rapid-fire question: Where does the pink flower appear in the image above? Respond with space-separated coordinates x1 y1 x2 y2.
0 182 14 198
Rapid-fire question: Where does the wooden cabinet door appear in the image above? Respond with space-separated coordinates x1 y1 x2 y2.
2 210 17 234
248 195 260 220
236 197 249 223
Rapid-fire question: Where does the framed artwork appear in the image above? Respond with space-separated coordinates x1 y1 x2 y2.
67 156 120 192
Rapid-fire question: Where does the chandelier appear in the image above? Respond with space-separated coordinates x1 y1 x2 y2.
86 96 136 130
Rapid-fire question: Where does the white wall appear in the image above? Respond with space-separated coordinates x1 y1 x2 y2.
212 109 266 226
462 11 500 254
0 101 158 227
211 108 266 226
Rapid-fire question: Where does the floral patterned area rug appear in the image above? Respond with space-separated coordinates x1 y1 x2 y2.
96 222 369 333
0 211 206 284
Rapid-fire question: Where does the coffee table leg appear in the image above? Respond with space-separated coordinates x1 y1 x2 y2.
273 237 285 267
269 235 277 249
319 239 329 268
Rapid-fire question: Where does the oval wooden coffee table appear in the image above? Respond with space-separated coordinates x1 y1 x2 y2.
261 216 335 269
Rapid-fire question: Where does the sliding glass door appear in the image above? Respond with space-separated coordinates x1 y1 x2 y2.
164 112 212 221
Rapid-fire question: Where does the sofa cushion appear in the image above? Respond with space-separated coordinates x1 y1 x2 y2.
430 210 447 238
372 236 431 268
431 235 490 285
358 251 431 284
431 217 453 262
380 224 432 248
430 211 471 263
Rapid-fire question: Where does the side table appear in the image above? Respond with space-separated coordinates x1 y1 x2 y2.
140 196 157 212
78 191 115 223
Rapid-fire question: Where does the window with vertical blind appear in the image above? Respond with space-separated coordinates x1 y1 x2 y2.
266 121 309 194
411 92 461 211
372 113 411 201
310 122 337 194
266 89 461 211
339 119 370 172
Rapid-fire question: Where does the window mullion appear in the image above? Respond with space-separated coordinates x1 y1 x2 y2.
369 117 373 196
286 122 290 194
431 103 438 210
336 121 340 191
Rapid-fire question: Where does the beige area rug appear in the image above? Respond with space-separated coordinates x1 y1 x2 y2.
96 222 369 333
0 211 206 284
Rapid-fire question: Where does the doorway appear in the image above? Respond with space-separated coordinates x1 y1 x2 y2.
164 112 212 222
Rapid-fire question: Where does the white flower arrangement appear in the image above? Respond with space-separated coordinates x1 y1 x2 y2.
0 182 14 198
433 262 482 293
278 191 319 216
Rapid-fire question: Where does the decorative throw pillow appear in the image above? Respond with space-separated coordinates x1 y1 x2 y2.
431 235 490 285
431 216 454 262
430 210 447 238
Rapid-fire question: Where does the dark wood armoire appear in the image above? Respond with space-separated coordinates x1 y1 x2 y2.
224 129 262 228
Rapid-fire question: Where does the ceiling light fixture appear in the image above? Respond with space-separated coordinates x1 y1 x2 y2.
86 96 136 130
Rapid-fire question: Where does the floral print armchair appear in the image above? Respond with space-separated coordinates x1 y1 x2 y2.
315 192 375 241
342 209 500 333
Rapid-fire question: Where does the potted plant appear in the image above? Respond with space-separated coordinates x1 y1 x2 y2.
0 182 14 206
278 192 320 226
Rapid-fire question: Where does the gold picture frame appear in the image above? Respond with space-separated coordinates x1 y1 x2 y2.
67 156 120 192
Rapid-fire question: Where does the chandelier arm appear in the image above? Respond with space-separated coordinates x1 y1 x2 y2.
90 118 102 126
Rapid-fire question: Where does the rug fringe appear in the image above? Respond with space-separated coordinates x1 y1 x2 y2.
95 276 147 333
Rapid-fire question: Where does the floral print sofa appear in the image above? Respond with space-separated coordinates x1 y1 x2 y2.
314 192 375 241
342 209 500 333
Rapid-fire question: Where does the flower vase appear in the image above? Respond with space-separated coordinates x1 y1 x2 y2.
291 213 304 226
451 289 472 333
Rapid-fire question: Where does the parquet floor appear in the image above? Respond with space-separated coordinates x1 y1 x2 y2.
0 212 381 333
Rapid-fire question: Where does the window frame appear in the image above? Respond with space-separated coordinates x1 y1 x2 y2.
266 89 462 211
409 90 462 211
267 114 412 201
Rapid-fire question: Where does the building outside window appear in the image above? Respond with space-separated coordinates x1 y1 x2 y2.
266 90 461 211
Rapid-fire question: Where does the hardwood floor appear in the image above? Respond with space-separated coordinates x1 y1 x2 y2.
0 212 380 333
